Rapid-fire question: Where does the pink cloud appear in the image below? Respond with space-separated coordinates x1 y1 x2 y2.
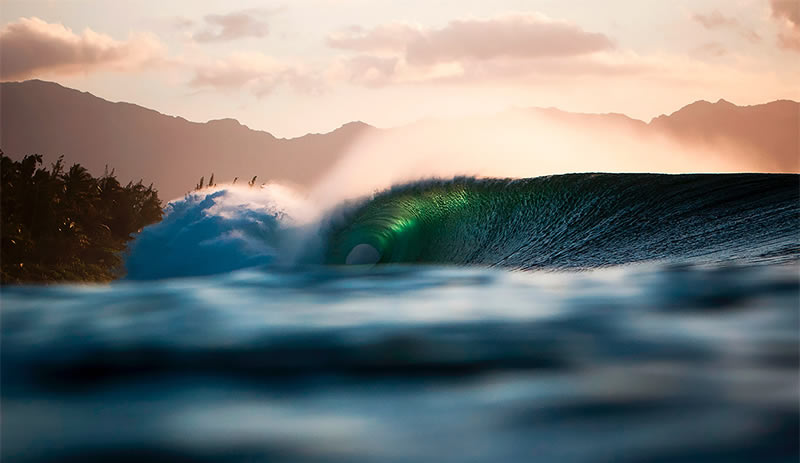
328 14 614 64
409 14 613 65
326 14 633 87
338 55 399 87
770 0 800 25
327 24 422 52
188 52 321 97
691 10 761 43
192 8 281 42
769 0 800 52
692 10 737 28
0 17 164 81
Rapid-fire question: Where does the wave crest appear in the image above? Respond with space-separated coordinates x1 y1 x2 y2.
125 174 799 279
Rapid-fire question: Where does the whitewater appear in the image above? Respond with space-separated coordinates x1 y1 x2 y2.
2 173 799 462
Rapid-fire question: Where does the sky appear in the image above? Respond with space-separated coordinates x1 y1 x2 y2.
1 0 798 137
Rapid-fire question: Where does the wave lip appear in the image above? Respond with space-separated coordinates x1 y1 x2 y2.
322 173 800 269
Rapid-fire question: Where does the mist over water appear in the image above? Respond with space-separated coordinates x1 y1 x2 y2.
309 112 758 205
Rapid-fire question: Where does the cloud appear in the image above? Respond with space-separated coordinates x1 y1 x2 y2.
691 10 761 43
188 52 320 96
408 14 614 65
329 13 614 65
769 0 800 52
692 10 735 28
0 17 165 81
770 0 800 25
332 51 647 88
171 16 196 31
336 55 399 87
189 8 280 42
327 24 423 53
326 13 639 86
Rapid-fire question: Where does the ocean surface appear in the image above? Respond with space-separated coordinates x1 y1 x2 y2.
2 173 799 462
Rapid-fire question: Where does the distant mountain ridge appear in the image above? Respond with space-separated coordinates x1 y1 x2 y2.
0 80 376 199
1 80 797 199
649 98 799 172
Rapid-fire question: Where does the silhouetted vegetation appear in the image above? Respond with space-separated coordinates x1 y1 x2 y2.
1 152 163 284
192 173 260 192
194 173 221 191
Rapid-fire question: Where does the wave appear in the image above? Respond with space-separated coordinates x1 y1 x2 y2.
124 173 799 279
320 173 800 268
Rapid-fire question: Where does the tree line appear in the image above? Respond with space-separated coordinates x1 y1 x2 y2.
1 152 163 283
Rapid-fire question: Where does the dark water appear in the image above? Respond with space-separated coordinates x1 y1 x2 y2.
2 173 799 462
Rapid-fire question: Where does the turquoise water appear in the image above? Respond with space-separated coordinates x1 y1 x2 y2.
2 174 799 462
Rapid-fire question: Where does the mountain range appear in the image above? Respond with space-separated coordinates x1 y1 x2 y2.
1 79 797 200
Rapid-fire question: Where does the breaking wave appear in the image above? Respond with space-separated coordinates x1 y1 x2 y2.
125 173 799 279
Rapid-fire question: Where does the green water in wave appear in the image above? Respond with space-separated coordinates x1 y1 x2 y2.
323 174 800 268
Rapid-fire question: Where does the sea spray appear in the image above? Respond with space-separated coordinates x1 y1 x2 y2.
125 184 314 279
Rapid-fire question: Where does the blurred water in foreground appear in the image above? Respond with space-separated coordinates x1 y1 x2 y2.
2 262 798 462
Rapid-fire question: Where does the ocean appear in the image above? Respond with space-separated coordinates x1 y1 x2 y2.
2 173 799 462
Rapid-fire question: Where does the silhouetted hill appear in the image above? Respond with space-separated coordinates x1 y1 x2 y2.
511 100 797 172
1 80 797 199
527 107 649 132
0 80 376 199
649 99 799 172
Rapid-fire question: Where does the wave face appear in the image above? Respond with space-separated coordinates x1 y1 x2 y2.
323 174 800 268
